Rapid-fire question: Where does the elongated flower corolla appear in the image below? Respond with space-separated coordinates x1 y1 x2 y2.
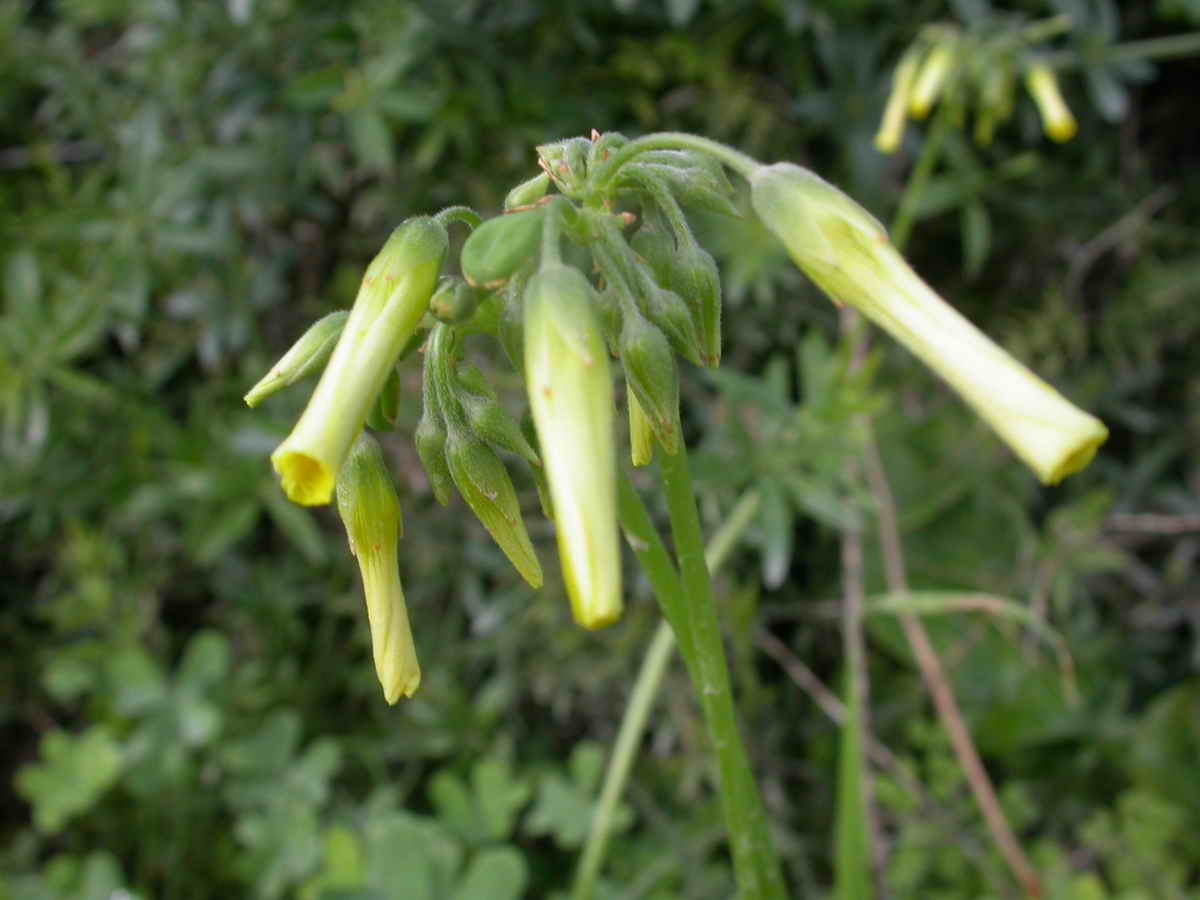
524 263 622 628
750 163 1107 484
271 217 447 505
875 53 920 154
336 433 420 703
1025 63 1077 143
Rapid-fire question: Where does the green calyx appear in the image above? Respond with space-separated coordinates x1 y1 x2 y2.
444 426 543 589
244 310 348 408
619 308 681 456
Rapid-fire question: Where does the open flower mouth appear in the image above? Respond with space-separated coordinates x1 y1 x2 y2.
271 450 334 507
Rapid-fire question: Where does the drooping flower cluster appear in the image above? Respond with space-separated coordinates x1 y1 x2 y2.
873 19 1079 153
248 130 1106 703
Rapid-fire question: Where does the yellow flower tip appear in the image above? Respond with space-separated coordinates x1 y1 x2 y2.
875 54 918 154
873 130 902 155
1046 116 1077 144
564 562 623 630
1025 64 1077 144
908 43 955 120
574 601 623 631
1031 417 1108 485
379 653 421 704
272 449 334 506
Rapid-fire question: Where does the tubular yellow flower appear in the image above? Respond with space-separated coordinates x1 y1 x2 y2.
751 163 1108 484
1025 63 1077 143
874 53 920 154
908 41 956 120
336 433 420 703
524 263 622 629
271 217 447 506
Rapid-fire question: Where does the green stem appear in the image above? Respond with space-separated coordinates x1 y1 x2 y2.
434 205 482 230
573 490 762 900
890 102 953 252
1046 31 1200 69
596 132 759 188
616 469 694 666
658 448 787 899
541 196 566 265
1015 14 1072 46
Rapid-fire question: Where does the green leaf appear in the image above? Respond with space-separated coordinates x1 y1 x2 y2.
961 201 991 278
453 848 528 900
16 727 124 833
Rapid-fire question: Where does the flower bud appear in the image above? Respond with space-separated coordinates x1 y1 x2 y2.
536 137 592 194
619 310 681 456
335 433 420 704
366 365 401 431
444 428 543 589
751 162 1108 484
520 411 555 521
504 172 550 211
524 263 622 629
271 217 447 505
245 311 348 408
592 285 624 354
461 208 546 290
455 366 541 468
429 276 486 324
627 382 656 467
1025 63 1077 143
909 41 956 120
874 53 919 154
642 283 704 367
621 162 740 219
497 274 528 373
414 410 453 506
633 229 722 367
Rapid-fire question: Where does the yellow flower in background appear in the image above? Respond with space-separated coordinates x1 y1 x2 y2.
875 53 920 154
908 41 957 120
1025 63 1078 142
337 433 420 703
751 163 1107 484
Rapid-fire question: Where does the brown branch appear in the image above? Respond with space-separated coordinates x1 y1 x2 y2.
756 628 1013 896
1106 513 1200 535
861 433 1042 899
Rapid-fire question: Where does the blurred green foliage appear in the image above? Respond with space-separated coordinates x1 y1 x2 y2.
3 0 1200 897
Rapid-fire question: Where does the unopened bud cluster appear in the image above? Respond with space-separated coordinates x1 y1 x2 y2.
247 128 1106 702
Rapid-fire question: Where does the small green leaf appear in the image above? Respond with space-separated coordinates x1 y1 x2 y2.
453 848 528 900
16 727 124 833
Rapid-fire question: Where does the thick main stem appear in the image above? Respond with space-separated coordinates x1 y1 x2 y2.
658 448 787 900
574 489 762 900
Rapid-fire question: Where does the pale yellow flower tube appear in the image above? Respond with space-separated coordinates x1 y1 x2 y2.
271 217 447 506
525 263 622 628
336 433 420 703
750 163 1107 484
874 53 919 154
1025 63 1077 143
